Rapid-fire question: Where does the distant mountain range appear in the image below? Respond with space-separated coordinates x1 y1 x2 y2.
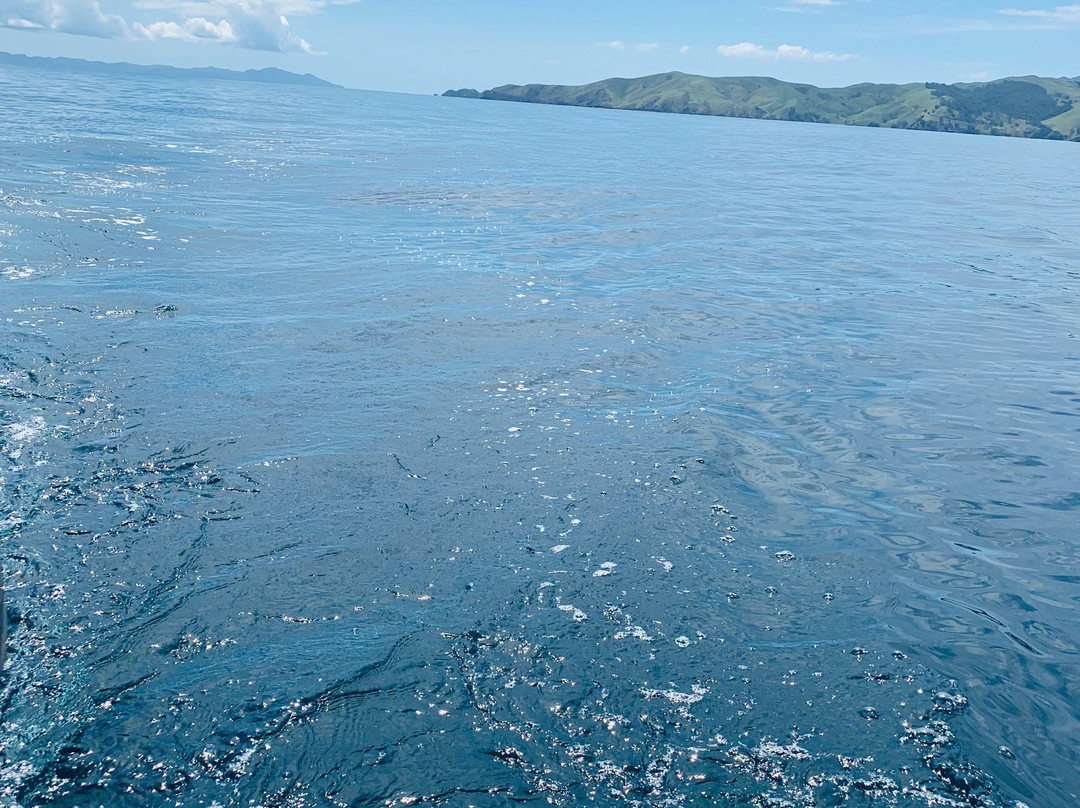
445 72 1080 142
0 52 341 89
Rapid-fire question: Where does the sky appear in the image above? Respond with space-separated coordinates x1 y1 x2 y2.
2 0 1078 93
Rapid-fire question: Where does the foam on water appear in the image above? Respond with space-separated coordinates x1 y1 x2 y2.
3 416 47 447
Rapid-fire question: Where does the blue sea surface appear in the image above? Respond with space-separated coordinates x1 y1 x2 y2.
2 63 1079 807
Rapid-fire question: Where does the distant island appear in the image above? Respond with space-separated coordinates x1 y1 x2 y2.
445 72 1080 142
0 52 341 89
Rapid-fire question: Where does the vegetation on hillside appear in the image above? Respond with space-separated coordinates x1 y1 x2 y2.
445 72 1080 141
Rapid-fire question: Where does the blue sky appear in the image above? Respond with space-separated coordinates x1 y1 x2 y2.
3 0 1078 92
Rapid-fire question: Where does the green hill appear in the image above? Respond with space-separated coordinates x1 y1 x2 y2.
444 72 1080 141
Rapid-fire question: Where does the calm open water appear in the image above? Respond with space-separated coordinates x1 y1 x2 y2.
1 63 1079 808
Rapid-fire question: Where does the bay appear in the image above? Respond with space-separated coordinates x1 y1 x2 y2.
1 62 1079 807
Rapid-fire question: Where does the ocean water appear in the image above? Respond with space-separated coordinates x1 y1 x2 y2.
1 62 1079 808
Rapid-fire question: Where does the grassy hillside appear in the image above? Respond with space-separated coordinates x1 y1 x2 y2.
445 72 1080 141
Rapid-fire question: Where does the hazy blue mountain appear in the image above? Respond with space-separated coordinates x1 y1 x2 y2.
0 51 341 88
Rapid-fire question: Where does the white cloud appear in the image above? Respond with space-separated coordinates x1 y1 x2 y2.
680 44 690 54
2 0 128 38
716 42 771 58
596 40 663 53
0 0 326 52
133 15 236 42
136 0 323 51
186 14 231 36
776 43 854 61
5 16 46 28
773 0 841 12
717 41 856 62
135 0 326 18
999 4 1080 23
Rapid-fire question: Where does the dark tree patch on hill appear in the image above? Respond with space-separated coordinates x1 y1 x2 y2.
928 80 1070 124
